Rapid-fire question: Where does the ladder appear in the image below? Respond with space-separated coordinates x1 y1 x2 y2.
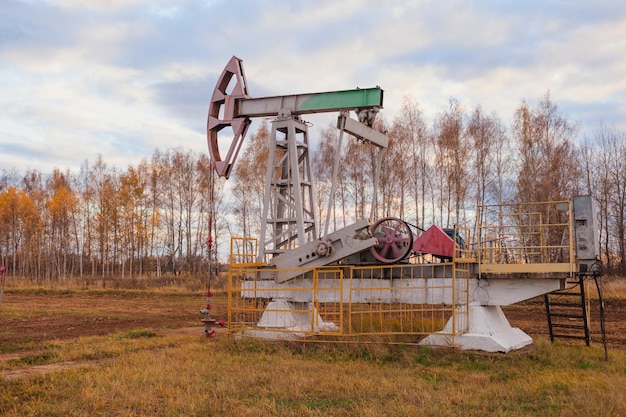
544 275 608 358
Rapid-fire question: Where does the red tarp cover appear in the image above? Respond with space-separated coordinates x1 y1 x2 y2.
413 225 457 258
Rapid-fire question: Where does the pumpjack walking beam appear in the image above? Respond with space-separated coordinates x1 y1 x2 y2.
207 56 384 179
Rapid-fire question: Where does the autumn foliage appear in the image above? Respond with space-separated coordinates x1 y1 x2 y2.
1 93 626 279
0 149 224 280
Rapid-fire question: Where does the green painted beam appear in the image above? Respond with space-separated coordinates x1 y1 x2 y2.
237 87 383 118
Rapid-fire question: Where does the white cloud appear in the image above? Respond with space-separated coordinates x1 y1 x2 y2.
1 0 625 176
45 0 152 12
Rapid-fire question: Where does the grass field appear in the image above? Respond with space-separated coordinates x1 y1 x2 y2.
1 279 626 416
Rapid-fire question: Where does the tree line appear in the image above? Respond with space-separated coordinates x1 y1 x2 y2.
1 92 625 279
233 92 626 274
0 149 226 280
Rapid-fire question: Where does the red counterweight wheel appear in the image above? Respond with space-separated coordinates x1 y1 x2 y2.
369 217 413 263
207 56 252 178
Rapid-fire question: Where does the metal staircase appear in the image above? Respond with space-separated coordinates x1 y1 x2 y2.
544 274 607 358
544 276 590 344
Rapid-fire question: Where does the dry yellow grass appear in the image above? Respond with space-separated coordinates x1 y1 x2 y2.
602 276 626 299
1 278 625 416
3 273 217 293
1 332 625 416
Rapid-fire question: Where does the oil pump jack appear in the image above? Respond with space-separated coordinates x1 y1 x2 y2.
205 56 605 353
208 56 401 279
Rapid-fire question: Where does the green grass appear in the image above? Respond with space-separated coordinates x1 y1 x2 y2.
118 329 160 339
11 350 60 367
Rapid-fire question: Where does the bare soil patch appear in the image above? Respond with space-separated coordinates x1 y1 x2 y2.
1 290 624 381
2 358 114 381
0 291 226 349
0 292 229 380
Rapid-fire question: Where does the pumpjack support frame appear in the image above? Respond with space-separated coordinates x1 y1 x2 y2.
207 56 387 265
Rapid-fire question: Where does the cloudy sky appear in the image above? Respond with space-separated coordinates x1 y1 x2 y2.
1 0 625 175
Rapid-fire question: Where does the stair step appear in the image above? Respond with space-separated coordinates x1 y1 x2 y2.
551 334 589 340
547 302 584 308
550 323 586 330
549 292 583 297
548 313 585 319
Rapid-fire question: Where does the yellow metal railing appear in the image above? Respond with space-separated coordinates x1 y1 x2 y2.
229 237 260 266
476 201 576 277
451 225 472 343
227 236 470 344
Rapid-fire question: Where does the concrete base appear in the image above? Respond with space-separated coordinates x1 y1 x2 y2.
243 299 339 340
420 304 532 353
